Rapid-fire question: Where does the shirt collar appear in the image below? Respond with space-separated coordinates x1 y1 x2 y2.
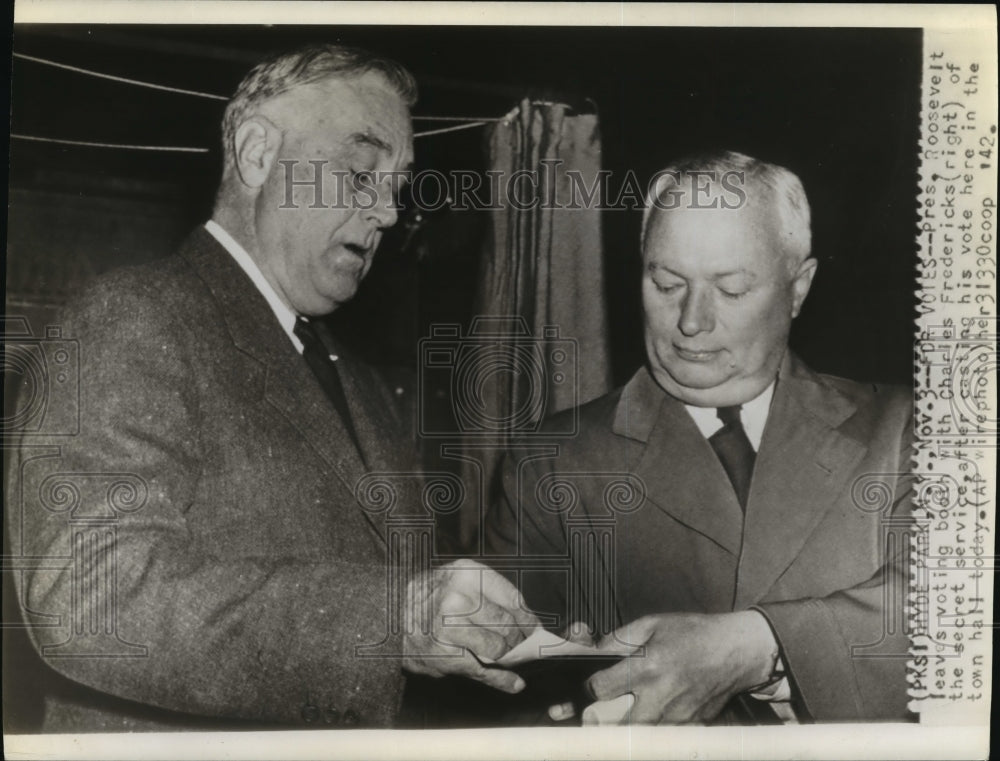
684 381 776 451
204 220 303 354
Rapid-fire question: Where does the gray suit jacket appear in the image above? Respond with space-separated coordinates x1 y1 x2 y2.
485 353 913 721
6 227 415 731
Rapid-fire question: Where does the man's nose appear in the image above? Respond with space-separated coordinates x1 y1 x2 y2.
362 183 399 229
678 289 715 336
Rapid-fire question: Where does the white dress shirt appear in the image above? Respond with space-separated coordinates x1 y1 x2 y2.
683 383 774 449
204 220 304 354
683 382 797 721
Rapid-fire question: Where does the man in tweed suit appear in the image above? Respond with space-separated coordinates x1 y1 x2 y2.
6 45 535 732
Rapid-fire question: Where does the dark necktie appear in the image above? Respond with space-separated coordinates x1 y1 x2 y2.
706 405 783 725
708 405 755 512
293 316 363 456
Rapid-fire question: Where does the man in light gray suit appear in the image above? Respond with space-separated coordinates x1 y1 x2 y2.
5 44 535 732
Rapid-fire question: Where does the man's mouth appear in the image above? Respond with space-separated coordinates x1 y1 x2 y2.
343 242 369 259
674 345 721 362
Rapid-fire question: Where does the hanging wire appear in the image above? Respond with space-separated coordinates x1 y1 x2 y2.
13 52 501 123
11 122 488 153
414 121 489 138
12 134 210 153
412 115 501 122
13 52 229 101
11 53 585 150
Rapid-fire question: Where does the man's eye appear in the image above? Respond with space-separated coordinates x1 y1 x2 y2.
653 282 683 294
719 288 748 299
351 170 375 190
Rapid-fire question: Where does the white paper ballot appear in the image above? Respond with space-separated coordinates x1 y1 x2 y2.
497 627 632 666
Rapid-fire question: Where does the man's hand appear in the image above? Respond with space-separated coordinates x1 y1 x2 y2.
402 559 540 694
583 611 778 724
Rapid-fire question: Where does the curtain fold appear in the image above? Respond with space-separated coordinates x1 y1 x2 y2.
458 98 612 548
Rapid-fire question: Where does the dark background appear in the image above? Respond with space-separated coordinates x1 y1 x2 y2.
8 25 921 386
4 25 921 732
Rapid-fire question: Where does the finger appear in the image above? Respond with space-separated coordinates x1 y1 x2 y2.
436 586 477 618
436 562 539 645
444 599 525 656
627 690 668 725
596 622 647 656
438 618 513 662
438 581 527 651
466 661 526 694
507 589 542 633
586 658 641 702
476 566 541 631
428 647 526 694
403 642 478 679
547 702 576 722
434 591 512 656
582 694 635 726
461 597 517 633
458 596 538 654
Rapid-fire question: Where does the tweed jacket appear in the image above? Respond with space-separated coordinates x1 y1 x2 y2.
6 227 417 731
485 353 913 721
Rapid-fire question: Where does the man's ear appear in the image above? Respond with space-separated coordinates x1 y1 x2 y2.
233 115 282 190
790 256 818 318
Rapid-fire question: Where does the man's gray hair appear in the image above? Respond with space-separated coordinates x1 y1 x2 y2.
641 151 812 268
221 44 418 170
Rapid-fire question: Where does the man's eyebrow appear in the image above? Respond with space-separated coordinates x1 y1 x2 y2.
351 131 392 153
714 270 756 281
647 263 684 276
647 263 756 280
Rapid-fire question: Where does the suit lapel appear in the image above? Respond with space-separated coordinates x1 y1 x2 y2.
615 367 744 557
334 348 412 475
178 227 386 544
734 353 866 608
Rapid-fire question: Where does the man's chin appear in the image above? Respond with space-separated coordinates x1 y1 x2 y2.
321 277 362 309
651 366 738 407
332 286 359 303
663 363 730 392
299 289 357 316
